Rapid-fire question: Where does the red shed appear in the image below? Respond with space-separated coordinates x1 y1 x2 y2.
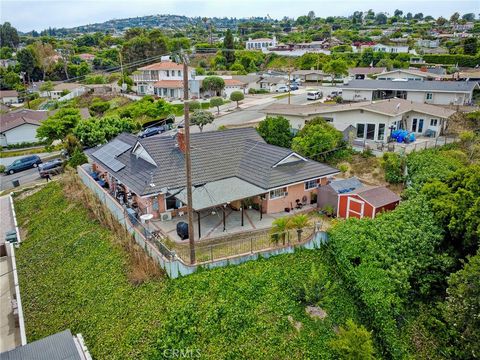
337 186 400 219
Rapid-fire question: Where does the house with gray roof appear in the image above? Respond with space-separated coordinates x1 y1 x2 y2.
0 108 90 147
86 128 338 221
263 98 456 142
0 329 91 360
341 79 479 105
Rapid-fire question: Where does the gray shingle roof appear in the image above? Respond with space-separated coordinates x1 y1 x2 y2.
87 128 338 196
342 79 479 92
352 186 401 208
1 330 82 360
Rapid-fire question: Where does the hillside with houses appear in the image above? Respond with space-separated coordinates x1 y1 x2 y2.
0 4 479 360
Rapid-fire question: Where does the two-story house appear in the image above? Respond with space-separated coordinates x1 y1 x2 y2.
133 61 197 99
246 36 277 52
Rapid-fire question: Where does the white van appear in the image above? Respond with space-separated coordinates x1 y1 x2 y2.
307 90 322 100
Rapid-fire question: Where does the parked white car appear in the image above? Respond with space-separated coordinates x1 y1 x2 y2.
307 90 323 100
276 85 289 93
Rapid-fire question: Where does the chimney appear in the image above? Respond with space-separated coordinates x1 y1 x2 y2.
177 128 186 153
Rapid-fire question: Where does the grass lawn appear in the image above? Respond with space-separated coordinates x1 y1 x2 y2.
15 182 365 359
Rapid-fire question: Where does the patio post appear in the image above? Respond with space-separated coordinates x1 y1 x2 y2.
260 203 263 220
241 206 244 227
223 204 226 232
197 211 201 239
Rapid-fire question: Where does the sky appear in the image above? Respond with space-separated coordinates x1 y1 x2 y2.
1 0 479 32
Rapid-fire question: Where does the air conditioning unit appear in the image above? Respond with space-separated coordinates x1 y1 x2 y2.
160 211 172 221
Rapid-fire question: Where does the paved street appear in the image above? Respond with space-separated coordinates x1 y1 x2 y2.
192 85 341 132
0 168 44 192
0 151 61 167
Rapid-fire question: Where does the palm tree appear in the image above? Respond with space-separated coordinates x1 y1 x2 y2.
288 214 311 242
271 217 290 245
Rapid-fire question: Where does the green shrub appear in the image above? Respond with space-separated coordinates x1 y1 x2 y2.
0 165 5 173
382 152 405 184
68 149 88 168
329 319 375 360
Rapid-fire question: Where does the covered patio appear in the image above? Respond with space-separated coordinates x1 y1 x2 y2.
150 176 316 242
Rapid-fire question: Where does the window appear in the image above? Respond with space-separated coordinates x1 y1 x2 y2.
270 187 286 199
418 119 424 133
366 124 375 140
356 123 365 138
430 119 438 126
412 118 417 132
426 92 433 100
178 70 181 76
378 123 386 140
305 180 318 190
166 70 169 77
166 196 180 210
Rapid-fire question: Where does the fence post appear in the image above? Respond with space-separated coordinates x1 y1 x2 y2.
250 237 253 253
435 138 438 148
210 245 213 262
444 136 447 145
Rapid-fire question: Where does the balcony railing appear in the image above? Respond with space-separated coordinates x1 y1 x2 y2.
132 74 159 82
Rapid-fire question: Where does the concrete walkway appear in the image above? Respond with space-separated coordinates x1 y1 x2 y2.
0 195 20 352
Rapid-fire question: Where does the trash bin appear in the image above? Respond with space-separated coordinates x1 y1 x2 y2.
11 180 20 187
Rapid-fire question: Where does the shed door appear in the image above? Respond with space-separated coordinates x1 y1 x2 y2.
346 197 364 219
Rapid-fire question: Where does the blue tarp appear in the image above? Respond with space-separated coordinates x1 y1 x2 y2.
391 130 415 143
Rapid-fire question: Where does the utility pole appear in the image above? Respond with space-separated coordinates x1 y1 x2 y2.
119 49 125 93
288 67 292 105
181 53 196 264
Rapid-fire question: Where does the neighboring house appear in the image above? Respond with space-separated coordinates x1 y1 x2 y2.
77 53 95 62
258 76 288 91
246 36 277 51
372 43 409 53
194 76 247 97
0 329 92 360
29 82 86 99
341 79 479 105
416 39 440 48
0 108 90 146
455 70 480 82
0 90 19 105
348 67 386 80
374 68 451 81
231 75 262 91
223 79 247 96
292 70 330 82
318 177 400 219
86 128 339 223
132 61 196 98
262 98 456 141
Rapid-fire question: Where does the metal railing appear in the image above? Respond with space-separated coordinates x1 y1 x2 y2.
353 135 459 155
173 226 316 264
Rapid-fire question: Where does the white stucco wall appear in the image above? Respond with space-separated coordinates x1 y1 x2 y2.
1 96 19 104
342 89 372 101
2 124 41 145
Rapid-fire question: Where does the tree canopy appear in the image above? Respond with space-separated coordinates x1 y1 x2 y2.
257 116 292 148
190 110 215 132
36 108 83 144
291 117 343 161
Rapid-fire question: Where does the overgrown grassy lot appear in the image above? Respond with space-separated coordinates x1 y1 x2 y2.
15 182 363 359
